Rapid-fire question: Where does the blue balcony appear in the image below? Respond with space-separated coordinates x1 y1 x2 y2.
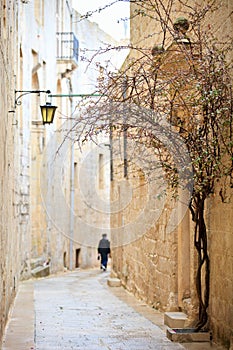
56 32 79 67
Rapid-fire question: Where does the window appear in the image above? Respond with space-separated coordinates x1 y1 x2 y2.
34 0 44 26
99 154 104 189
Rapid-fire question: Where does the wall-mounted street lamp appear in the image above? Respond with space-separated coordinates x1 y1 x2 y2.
11 91 103 126
14 90 57 124
40 102 57 125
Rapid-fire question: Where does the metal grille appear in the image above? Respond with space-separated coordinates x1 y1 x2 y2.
56 32 79 65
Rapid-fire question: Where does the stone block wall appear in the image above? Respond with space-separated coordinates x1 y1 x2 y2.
207 192 233 349
111 176 180 312
0 0 22 343
121 229 179 311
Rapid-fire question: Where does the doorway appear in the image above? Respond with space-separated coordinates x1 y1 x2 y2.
63 251 67 268
75 249 81 268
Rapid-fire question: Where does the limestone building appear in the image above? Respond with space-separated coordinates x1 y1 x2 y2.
17 0 125 274
110 1 233 348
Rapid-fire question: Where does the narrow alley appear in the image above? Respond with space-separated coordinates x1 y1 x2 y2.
1 269 224 350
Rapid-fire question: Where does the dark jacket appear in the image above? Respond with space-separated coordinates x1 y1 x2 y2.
98 238 110 256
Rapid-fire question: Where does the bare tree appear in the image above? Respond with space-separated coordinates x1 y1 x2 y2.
69 0 233 330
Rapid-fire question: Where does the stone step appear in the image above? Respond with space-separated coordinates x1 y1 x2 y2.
107 277 121 287
30 257 45 270
167 328 211 343
31 265 50 278
164 312 188 328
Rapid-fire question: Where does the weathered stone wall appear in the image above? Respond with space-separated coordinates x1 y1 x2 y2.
110 149 182 312
111 1 233 348
111 209 180 311
0 0 22 342
207 191 233 349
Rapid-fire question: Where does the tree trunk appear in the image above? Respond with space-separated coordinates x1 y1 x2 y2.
191 195 210 331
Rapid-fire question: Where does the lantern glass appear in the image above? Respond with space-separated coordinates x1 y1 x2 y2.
40 102 57 124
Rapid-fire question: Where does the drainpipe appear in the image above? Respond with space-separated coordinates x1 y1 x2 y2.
123 77 128 178
67 75 75 270
68 1 74 270
69 105 75 270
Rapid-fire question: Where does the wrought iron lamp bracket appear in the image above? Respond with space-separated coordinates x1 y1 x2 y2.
15 90 51 108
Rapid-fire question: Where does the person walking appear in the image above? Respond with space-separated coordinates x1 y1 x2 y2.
97 234 111 271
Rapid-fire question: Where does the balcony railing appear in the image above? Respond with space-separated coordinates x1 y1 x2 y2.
56 32 79 66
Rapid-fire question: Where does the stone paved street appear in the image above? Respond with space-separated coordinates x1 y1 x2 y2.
2 269 224 350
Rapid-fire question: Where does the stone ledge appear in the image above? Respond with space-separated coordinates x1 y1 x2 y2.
31 265 50 278
107 278 121 287
167 328 211 343
164 311 188 328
